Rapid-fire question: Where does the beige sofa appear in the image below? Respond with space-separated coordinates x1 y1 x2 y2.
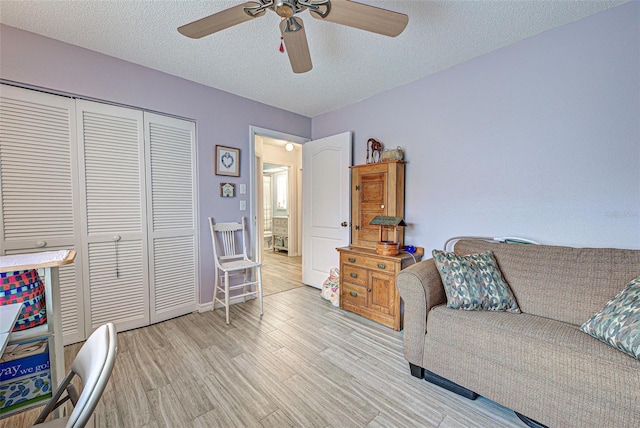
396 239 640 428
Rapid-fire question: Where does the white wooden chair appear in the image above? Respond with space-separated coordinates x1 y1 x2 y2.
208 217 263 324
33 323 117 427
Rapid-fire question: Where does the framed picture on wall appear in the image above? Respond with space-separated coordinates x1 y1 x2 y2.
215 145 240 177
220 183 236 197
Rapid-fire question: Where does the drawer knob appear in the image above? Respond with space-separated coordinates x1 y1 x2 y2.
35 240 47 248
350 273 358 278
350 291 358 297
367 288 372 292
377 263 386 269
348 257 356 263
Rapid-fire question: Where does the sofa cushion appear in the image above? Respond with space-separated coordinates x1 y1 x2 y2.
432 250 520 313
581 275 640 359
453 240 640 326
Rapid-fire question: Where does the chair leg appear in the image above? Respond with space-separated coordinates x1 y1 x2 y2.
257 265 264 316
242 269 247 303
213 266 219 311
224 271 230 324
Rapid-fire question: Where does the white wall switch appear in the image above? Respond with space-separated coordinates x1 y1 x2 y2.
239 183 246 194
240 200 246 211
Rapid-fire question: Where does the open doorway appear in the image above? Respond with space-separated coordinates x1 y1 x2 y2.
249 127 308 295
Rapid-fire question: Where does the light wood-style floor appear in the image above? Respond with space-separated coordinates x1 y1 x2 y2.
262 250 302 296
2 285 526 428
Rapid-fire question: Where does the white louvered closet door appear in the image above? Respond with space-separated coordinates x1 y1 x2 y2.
145 113 198 323
76 100 150 333
0 85 86 344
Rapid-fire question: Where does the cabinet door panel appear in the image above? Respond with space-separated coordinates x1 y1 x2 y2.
356 172 387 245
370 271 395 315
0 91 76 242
77 100 149 334
351 162 405 248
146 111 198 323
87 240 147 331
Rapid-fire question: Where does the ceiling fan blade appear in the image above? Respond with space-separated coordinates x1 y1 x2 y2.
178 2 264 39
310 0 408 37
280 17 313 74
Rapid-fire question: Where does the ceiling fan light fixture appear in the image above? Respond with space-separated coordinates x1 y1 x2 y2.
284 17 303 33
273 0 297 18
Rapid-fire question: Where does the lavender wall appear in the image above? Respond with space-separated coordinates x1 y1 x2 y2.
0 24 311 303
312 2 640 251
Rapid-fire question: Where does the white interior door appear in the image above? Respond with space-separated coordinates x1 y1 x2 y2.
0 85 85 345
76 100 150 334
302 132 352 288
144 113 198 324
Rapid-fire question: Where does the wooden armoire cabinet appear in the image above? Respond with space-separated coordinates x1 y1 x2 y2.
337 160 422 330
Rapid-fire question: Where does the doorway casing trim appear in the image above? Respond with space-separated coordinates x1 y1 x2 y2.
249 126 309 263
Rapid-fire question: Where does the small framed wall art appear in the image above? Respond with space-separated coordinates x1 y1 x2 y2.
215 145 240 177
220 183 236 198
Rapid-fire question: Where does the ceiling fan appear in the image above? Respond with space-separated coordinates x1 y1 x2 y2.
178 0 408 74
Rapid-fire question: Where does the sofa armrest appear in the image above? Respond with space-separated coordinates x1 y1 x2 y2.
397 258 446 366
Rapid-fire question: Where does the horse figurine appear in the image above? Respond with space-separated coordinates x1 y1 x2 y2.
367 138 383 163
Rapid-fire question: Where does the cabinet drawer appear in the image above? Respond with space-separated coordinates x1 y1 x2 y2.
341 282 368 307
341 264 367 286
363 258 398 273
340 253 360 265
273 226 288 235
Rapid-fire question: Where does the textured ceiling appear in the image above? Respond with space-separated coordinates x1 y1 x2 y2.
0 0 628 117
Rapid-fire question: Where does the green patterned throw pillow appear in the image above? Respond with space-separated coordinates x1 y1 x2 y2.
581 275 640 360
432 250 520 313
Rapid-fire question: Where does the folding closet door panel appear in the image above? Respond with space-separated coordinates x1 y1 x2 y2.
144 113 198 323
0 85 85 345
76 100 150 333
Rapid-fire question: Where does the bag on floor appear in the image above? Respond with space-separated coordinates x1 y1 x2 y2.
321 268 340 307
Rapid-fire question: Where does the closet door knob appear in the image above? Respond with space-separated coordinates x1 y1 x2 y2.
35 240 47 248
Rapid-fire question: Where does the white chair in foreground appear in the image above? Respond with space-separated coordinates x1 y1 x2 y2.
33 323 117 428
209 217 263 324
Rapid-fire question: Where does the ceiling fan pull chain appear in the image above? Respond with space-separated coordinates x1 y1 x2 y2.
279 35 285 53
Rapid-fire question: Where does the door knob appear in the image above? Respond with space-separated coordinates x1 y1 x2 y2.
341 221 348 227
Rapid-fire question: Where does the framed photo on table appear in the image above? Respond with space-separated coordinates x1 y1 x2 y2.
215 145 240 177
